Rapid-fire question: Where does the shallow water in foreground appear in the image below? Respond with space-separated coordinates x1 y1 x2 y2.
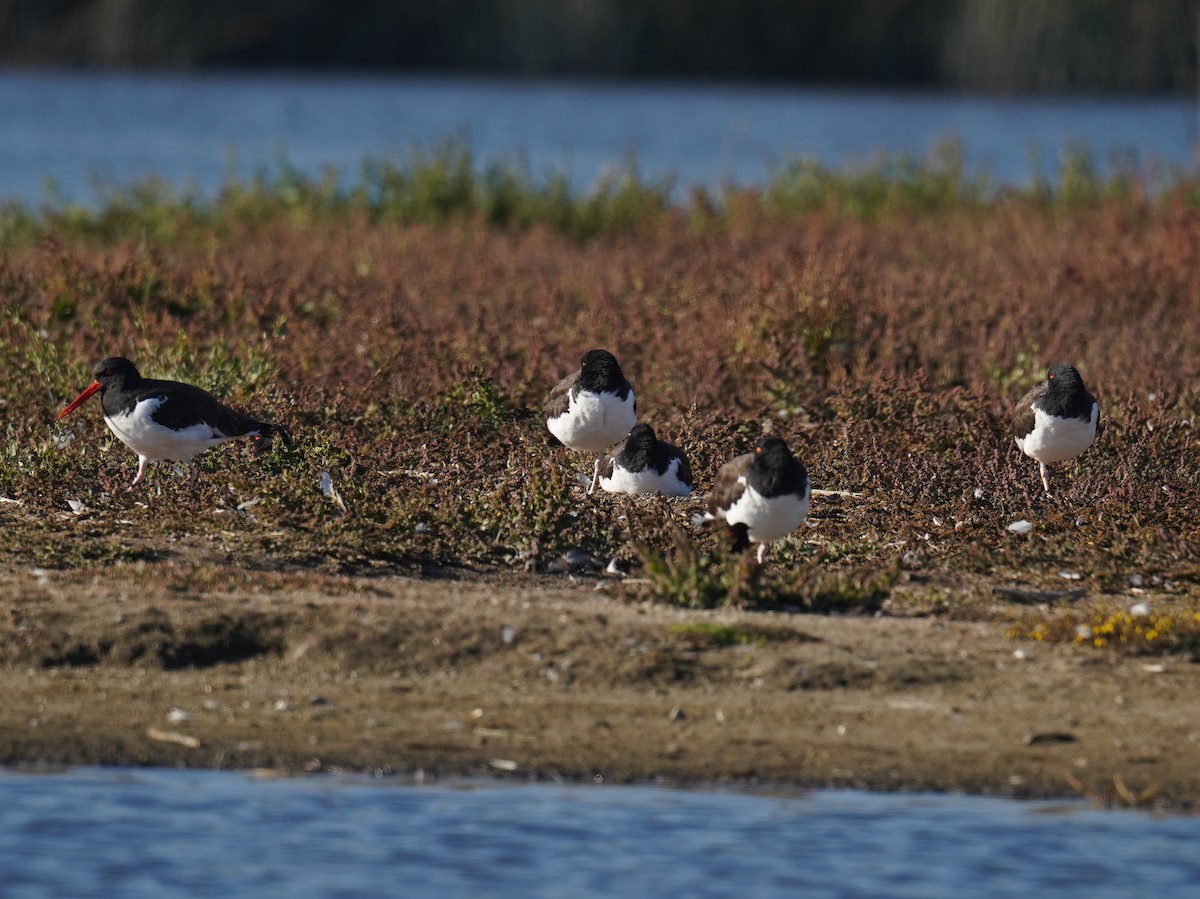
1 767 1198 897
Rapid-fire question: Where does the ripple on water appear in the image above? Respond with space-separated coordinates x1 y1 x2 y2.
1 767 1199 898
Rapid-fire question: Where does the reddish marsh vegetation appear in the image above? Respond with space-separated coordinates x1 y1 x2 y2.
2 191 1199 645
4 181 1200 797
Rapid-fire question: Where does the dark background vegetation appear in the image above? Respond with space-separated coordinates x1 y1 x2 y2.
2 0 1198 93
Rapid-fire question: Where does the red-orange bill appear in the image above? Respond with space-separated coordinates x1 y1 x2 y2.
59 380 102 419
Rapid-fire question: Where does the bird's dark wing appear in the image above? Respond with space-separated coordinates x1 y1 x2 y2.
707 452 750 517
142 381 272 441
599 450 617 480
662 441 693 487
1012 383 1044 439
544 372 577 421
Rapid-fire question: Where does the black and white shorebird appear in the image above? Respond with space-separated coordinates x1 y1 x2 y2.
704 434 811 563
1013 363 1099 495
546 349 637 493
598 423 693 497
59 356 290 487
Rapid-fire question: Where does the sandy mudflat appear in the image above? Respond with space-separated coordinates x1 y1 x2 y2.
3 563 1197 809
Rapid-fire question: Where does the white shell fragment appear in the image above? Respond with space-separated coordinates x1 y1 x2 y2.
1006 520 1033 534
146 728 200 749
319 470 348 514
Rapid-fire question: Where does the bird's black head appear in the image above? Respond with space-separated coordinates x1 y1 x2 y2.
578 349 629 394
625 422 657 450
750 434 807 497
753 434 793 466
59 356 142 420
1046 363 1084 388
1042 363 1096 419
91 356 142 388
614 422 658 469
1045 364 1092 401
581 349 620 373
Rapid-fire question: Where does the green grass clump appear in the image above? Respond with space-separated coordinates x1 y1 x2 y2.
640 529 765 609
762 140 992 220
667 620 804 648
668 621 761 646
0 137 1189 250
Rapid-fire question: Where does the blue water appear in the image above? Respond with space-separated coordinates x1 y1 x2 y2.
1 767 1198 898
0 70 1196 205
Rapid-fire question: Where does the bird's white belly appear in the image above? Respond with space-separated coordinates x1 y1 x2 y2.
548 391 636 453
599 457 690 496
723 482 811 543
105 399 232 462
1016 404 1098 464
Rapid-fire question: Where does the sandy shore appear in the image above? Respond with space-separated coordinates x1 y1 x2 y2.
3 566 1197 809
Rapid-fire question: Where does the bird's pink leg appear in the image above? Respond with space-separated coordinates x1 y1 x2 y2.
130 456 149 489
1039 462 1053 495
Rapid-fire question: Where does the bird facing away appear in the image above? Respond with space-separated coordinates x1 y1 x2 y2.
59 356 290 487
1013 363 1099 495
545 349 637 493
598 422 693 496
705 434 811 563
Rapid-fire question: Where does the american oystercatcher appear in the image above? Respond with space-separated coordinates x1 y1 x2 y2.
546 349 637 493
59 356 290 487
1013 363 1099 495
704 434 811 563
598 422 692 496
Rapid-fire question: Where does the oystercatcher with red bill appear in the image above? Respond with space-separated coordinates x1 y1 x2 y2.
546 349 637 493
59 356 290 487
704 434 810 563
1013 363 1099 495
598 422 692 496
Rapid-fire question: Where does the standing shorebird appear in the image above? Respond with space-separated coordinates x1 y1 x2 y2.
546 349 637 493
705 434 811 563
1013 363 1099 495
598 423 692 497
59 356 289 487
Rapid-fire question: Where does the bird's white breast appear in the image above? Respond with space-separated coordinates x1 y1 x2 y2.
1015 403 1098 464
722 480 811 544
599 456 690 496
105 398 233 462
547 390 636 453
